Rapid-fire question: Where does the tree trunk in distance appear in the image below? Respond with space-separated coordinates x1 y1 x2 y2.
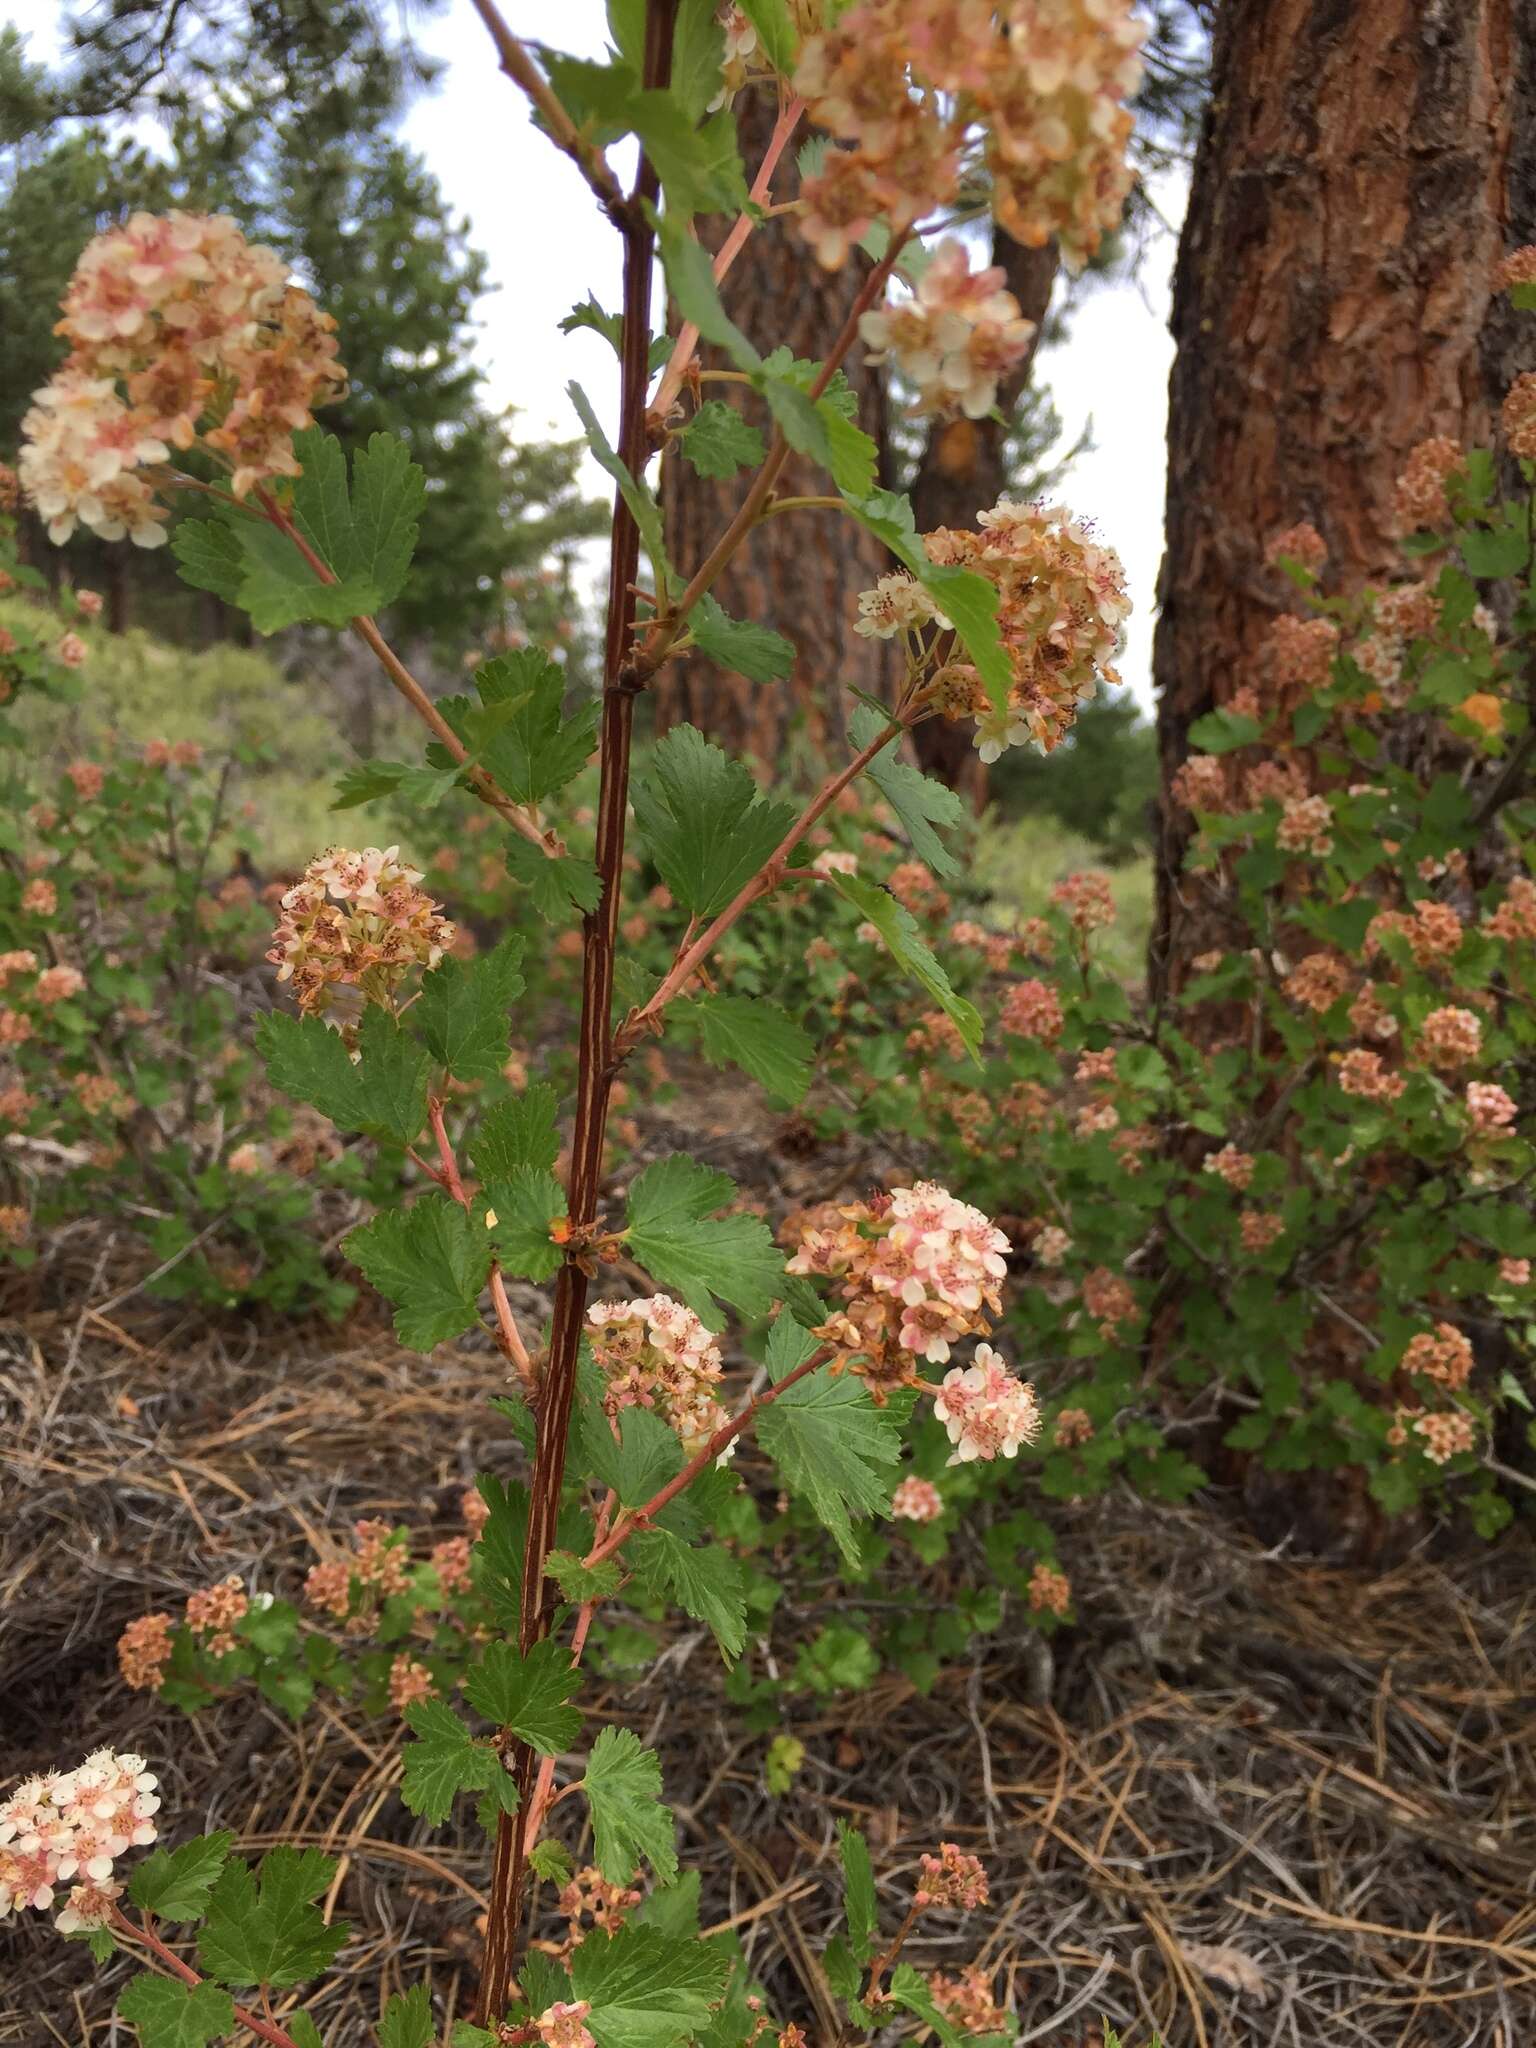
656 88 899 771
1151 0 1536 999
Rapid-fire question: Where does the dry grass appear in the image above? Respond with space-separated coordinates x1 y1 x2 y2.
2 1260 1533 2048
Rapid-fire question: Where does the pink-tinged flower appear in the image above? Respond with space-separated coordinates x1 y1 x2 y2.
1000 976 1063 1043
1053 1406 1093 1448
1418 1006 1483 1071
430 1535 472 1595
0 1749 159 1924
536 2000 597 2048
1276 793 1334 856
1028 1561 1071 1616
55 634 88 670
1286 952 1350 1013
927 1963 1009 2035
0 1205 29 1246
810 846 859 876
1034 1224 1071 1267
353 1520 410 1594
20 879 57 917
1082 1265 1137 1335
587 1295 728 1455
65 759 104 800
268 844 453 1034
1052 870 1116 933
184 1575 248 1656
226 1141 263 1175
33 964 85 1005
1337 1048 1406 1102
1171 753 1228 814
1240 1211 1285 1254
854 571 940 639
1498 1256 1531 1288
859 238 1035 420
74 589 104 619
923 497 1131 760
914 1841 989 1912
1202 1143 1255 1191
116 1613 174 1692
1266 522 1327 574
1402 1323 1473 1391
933 1344 1040 1464
891 1475 943 1522
303 1560 352 1620
1413 1409 1475 1465
1487 876 1536 942
386 1655 436 1714
1466 1082 1517 1133
20 212 345 546
1393 437 1463 533
462 1486 491 1538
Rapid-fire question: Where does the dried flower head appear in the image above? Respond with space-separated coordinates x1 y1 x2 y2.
914 1841 989 1912
268 845 453 1032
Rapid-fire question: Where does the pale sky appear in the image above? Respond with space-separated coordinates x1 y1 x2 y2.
6 0 1182 704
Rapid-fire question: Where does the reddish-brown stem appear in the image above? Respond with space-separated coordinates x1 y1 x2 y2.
475 4 677 2022
649 94 806 426
518 1489 616 1855
468 0 633 227
247 487 552 854
428 1099 534 1388
109 1908 304 2048
585 1346 831 1568
616 714 908 1048
862 1897 922 2005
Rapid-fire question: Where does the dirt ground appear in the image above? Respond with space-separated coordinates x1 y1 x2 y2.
2 1253 1533 2048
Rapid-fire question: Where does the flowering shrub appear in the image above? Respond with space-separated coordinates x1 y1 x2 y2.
4 1 1154 2042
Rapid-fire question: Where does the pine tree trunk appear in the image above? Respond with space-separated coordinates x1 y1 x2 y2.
1150 0 1536 997
656 89 899 768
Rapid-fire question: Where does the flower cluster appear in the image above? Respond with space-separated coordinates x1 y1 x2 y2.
184 1574 249 1656
19 211 345 546
1401 1322 1473 1391
1392 436 1463 532
586 1294 729 1454
1466 1081 1517 1133
858 239 1036 419
927 1964 1010 2035
1412 1409 1476 1465
923 497 1131 759
267 846 454 1031
0 1749 159 1930
854 572 942 640
934 1343 1041 1463
1000 976 1064 1042
914 1841 989 1911
796 0 1143 273
1027 1561 1071 1615
1418 1005 1482 1070
787 1180 1011 1389
890 1474 944 1520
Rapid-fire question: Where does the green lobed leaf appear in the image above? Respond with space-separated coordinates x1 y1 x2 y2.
624 1152 785 1323
380 1985 435 2048
470 1085 561 1177
443 650 599 807
127 1831 234 1924
117 1976 235 2048
415 936 526 1082
400 1698 508 1824
349 433 427 606
679 401 766 481
546 1549 625 1602
630 1527 747 1660
756 1314 902 1564
836 1821 877 1962
689 594 795 682
581 1728 678 1886
463 1637 583 1754
848 703 964 879
170 519 244 605
569 1923 731 2048
471 1476 529 1630
483 1166 568 1282
630 725 797 919
888 1962 967 2047
290 428 360 580
831 871 982 1062
505 832 603 923
675 991 813 1102
1186 708 1263 754
256 1007 430 1145
346 1194 491 1351
196 1847 347 1990
582 1401 685 1510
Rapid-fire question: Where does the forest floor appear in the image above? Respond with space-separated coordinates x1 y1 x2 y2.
2 1086 1534 2048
